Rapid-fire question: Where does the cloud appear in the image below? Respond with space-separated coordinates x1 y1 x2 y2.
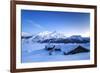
27 20 44 29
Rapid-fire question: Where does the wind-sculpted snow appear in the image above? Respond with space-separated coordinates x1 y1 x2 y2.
22 52 90 63
21 41 90 63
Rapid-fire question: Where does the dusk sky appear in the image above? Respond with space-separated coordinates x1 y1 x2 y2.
21 10 90 37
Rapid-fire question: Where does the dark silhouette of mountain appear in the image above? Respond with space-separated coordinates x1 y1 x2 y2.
65 45 90 55
21 32 33 39
22 36 33 39
41 37 90 43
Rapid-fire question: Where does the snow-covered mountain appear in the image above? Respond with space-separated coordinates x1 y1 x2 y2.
21 31 90 43
21 32 33 39
67 35 83 41
34 31 66 39
32 31 66 42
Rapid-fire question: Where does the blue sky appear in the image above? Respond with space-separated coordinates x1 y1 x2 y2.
21 10 90 37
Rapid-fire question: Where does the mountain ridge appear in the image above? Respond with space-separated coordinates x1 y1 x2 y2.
22 31 90 43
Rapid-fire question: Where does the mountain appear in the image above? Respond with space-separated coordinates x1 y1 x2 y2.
21 31 90 43
36 31 66 39
32 31 66 42
69 35 83 41
21 32 33 39
66 35 90 43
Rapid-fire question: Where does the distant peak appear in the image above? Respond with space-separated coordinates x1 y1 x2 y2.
22 32 32 36
38 31 52 36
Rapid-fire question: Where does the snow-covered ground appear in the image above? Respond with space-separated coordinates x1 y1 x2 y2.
21 39 90 63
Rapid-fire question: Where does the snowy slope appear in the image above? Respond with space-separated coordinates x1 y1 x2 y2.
21 42 90 63
22 52 90 63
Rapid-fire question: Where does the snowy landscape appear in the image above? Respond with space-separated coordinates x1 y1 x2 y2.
21 10 90 63
21 31 90 63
